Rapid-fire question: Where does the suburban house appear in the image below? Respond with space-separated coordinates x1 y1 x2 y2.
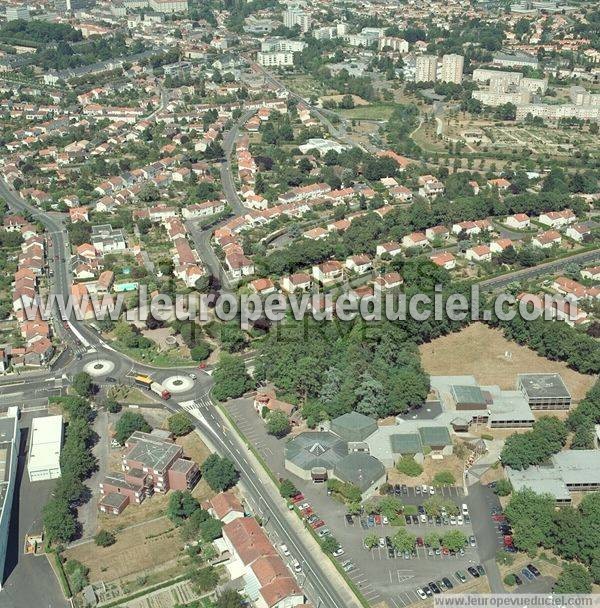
225 253 255 278
465 245 492 263
538 209 576 229
532 230 562 249
581 266 600 281
249 278 276 295
552 276 600 301
430 251 456 270
91 224 127 255
373 272 403 291
402 232 428 249
312 261 344 286
280 273 312 293
425 225 449 242
566 222 597 242
505 213 530 230
208 491 245 525
345 254 372 274
376 241 402 258
489 239 513 254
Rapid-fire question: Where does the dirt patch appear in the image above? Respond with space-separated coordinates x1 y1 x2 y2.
64 517 181 583
387 454 466 486
320 94 370 106
419 323 595 402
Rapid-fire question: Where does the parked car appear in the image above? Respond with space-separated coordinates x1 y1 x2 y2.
492 514 507 522
293 560 302 572
374 515 382 526
462 503 469 515
405 515 412 525
280 544 290 556
394 484 402 495
345 514 354 525
416 537 424 547
435 516 442 525
428 516 434 525
521 568 534 581
469 535 476 547
382 516 389 525
420 514 427 523
402 484 408 495
514 575 523 585
317 527 331 538
388 546 395 558
342 561 354 572
422 484 429 494
411 515 419 525
527 564 541 577
378 537 386 548
457 515 464 525
464 514 471 524
468 567 480 578
428 582 440 594
443 516 450 525
436 579 446 591
367 515 375 527
333 546 345 557
415 486 421 495
417 505 425 515
450 516 457 525
417 588 428 600
442 547 449 556
443 577 454 590
429 486 435 495
311 519 325 529
455 570 467 583
423 586 433 597
476 565 486 576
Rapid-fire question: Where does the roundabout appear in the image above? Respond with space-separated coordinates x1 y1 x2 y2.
83 359 116 377
162 374 195 394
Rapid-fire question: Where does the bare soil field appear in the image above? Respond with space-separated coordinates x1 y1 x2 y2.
65 517 182 583
419 323 595 402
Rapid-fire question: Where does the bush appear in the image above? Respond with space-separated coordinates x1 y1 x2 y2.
494 479 512 496
481 433 494 441
191 341 211 361
94 529 116 547
265 410 291 438
105 399 121 413
280 479 299 499
327 479 362 504
396 456 423 477
114 411 151 444
167 413 194 436
504 573 516 586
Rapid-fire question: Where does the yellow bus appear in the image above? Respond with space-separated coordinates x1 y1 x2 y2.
134 374 153 388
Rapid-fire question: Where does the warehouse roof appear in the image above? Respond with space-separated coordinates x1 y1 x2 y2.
27 415 62 474
333 453 385 492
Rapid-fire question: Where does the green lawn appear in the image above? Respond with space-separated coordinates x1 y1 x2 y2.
338 104 396 121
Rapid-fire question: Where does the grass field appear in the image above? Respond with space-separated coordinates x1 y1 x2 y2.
419 323 595 402
338 103 396 121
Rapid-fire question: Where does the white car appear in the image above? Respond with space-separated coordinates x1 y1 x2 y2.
420 514 427 523
417 588 428 600
429 486 435 495
280 544 290 557
333 546 345 557
293 560 302 573
469 535 477 547
462 503 469 516
450 515 457 525
382 516 389 525
457 515 464 525
421 484 428 493
379 537 386 548
189 373 196 380
300 503 310 511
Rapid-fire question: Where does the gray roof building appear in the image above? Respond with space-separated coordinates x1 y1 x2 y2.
331 412 377 442
284 432 347 472
333 453 386 493
419 426 452 448
517 374 571 410
390 433 423 455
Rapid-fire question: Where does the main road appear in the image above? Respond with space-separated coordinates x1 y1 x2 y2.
0 149 356 608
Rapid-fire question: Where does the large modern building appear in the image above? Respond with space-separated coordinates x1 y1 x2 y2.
283 7 310 33
415 55 438 83
507 450 600 504
440 54 464 84
257 51 295 68
27 415 62 482
0 409 19 590
5 5 30 20
517 373 571 410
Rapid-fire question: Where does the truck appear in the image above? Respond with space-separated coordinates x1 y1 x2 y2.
134 374 153 389
150 381 171 400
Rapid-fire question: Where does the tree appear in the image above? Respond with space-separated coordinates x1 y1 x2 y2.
72 371 94 397
392 528 416 553
199 517 223 542
105 399 121 413
212 354 251 401
220 323 246 352
214 590 245 608
201 454 239 492
554 563 592 593
433 471 455 486
190 565 219 593
364 533 380 549
396 456 423 477
114 411 151 444
504 573 517 586
280 478 298 499
94 529 116 547
321 536 339 554
168 413 194 436
266 410 291 438
167 490 201 525
191 341 211 361
441 530 467 552
43 498 76 544
505 489 555 554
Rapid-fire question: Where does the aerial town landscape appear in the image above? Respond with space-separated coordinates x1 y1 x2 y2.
0 0 598 607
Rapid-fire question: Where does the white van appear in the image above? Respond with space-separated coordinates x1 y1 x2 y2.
461 503 469 516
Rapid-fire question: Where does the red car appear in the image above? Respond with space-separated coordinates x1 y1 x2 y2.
303 507 314 518
492 514 506 522
374 515 382 525
416 537 424 547
291 493 305 503
442 547 449 556
311 519 325 529
198 362 207 369
504 535 514 547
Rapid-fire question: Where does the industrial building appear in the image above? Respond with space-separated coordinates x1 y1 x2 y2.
517 373 571 410
0 409 19 590
27 415 62 482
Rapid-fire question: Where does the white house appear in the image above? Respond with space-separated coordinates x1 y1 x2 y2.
345 254 372 274
505 213 530 230
430 251 456 270
312 261 344 286
532 230 562 249
402 232 428 248
376 241 402 257
465 245 492 262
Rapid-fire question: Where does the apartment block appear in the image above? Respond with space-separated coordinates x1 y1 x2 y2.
440 54 464 84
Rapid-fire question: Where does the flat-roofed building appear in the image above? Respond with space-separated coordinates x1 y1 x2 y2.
517 373 571 410
27 415 62 482
0 409 19 589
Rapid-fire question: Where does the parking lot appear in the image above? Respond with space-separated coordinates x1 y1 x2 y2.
294 485 488 608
